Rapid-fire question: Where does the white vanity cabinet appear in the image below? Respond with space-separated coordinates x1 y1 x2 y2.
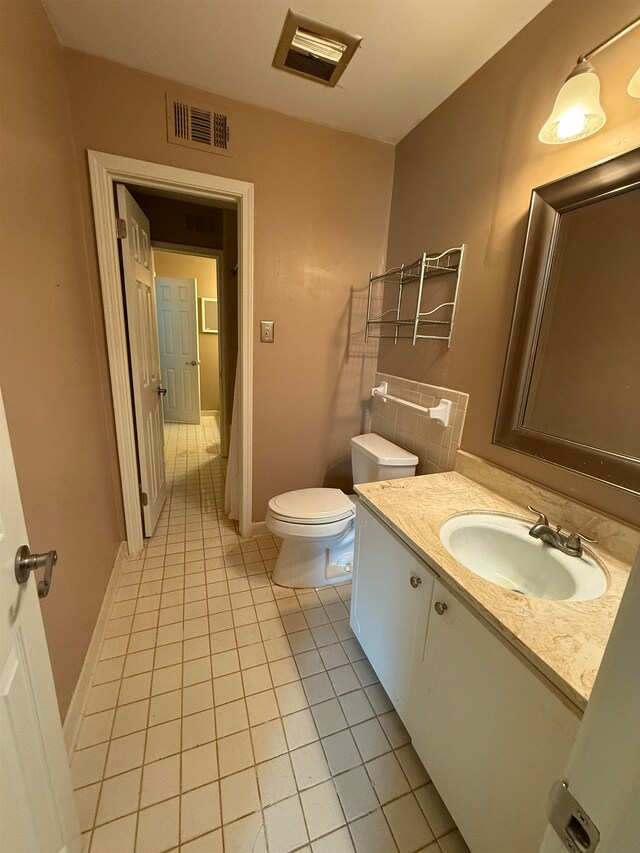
351 504 581 853
351 504 435 725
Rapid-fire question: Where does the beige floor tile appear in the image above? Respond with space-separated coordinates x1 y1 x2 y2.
311 698 348 737
151 663 182 696
334 765 378 821
242 663 272 696
290 741 331 791
223 811 267 853
264 794 309 853
71 743 108 789
181 781 221 843
321 730 361 776
111 699 149 738
300 779 346 840
218 729 254 777
85 682 120 716
366 752 411 804
76 709 115 750
123 649 154 678
283 709 319 751
415 784 456 839
364 683 394 715
136 797 180 853
215 697 249 737
275 681 308 716
95 767 141 824
339 689 375 726
257 753 297 807
351 718 392 762
182 741 219 791
144 718 181 763
92 656 125 686
213 672 244 705
311 826 355 853
140 754 180 807
350 808 398 853
182 708 216 750
147 689 181 726
90 813 137 853
384 793 435 853
251 718 288 763
183 680 214 715
104 731 145 777
220 767 260 823
379 709 411 749
395 744 430 789
247 689 280 726
74 782 100 832
438 830 471 853
118 672 152 706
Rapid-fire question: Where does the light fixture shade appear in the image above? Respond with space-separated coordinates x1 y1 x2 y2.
628 67 640 98
539 63 606 144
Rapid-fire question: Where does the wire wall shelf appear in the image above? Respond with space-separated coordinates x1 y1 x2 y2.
365 245 465 347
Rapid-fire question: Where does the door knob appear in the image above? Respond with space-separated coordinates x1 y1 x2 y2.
434 601 448 615
15 545 58 598
157 386 167 396
186 361 199 366
409 575 422 588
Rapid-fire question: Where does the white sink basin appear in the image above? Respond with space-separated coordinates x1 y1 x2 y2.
439 512 607 601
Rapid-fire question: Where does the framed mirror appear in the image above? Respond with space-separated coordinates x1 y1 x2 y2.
494 147 640 495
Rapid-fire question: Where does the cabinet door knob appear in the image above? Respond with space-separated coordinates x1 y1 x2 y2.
434 601 448 615
409 575 422 588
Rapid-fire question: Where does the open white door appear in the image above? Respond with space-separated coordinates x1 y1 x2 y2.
155 277 200 425
116 185 167 537
0 389 80 853
540 551 640 853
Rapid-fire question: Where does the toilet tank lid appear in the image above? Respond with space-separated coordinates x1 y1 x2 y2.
351 434 419 466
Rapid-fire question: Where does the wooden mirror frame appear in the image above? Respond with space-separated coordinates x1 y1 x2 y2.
494 147 640 495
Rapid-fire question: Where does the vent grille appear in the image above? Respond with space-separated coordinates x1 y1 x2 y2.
166 92 231 157
273 11 361 88
284 49 335 82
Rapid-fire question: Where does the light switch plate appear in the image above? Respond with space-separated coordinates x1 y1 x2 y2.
260 321 274 343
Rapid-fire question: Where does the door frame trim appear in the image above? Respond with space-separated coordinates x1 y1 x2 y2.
88 150 254 553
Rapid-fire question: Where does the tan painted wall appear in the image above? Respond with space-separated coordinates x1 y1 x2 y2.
153 252 220 411
380 0 640 525
0 0 123 715
63 49 395 519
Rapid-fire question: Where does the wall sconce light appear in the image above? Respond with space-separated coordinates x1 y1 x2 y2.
539 16 640 144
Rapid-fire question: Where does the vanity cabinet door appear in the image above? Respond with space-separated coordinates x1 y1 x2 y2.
351 504 435 724
418 579 580 853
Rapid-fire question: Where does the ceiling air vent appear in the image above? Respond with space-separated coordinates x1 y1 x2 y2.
273 10 361 87
166 92 232 157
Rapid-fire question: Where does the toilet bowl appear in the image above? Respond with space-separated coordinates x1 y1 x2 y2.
266 434 418 589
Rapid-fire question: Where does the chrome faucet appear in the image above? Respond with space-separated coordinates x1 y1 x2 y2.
527 506 597 558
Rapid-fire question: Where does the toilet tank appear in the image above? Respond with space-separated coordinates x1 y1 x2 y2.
350 433 419 485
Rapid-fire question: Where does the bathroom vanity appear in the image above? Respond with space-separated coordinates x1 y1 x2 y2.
350 467 634 853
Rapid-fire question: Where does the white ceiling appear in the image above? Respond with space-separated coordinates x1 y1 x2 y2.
43 0 551 143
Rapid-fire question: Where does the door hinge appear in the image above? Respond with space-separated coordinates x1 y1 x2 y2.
116 217 127 239
140 490 148 507
548 780 600 853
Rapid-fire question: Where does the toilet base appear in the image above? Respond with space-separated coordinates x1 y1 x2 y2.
271 524 354 589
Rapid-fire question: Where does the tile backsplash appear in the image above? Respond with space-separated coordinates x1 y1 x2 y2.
371 372 469 476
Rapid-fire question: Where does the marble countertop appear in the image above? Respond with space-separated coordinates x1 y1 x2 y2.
355 472 632 711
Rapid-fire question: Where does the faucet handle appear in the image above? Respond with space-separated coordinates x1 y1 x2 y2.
566 531 598 549
527 505 549 526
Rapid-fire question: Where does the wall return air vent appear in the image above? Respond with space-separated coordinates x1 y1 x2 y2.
273 10 361 87
166 92 232 156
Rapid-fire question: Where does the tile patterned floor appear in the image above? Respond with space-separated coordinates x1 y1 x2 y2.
70 416 470 853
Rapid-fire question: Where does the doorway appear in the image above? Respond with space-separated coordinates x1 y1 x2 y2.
88 151 254 552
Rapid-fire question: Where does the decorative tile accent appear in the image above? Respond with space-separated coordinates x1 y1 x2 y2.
371 370 469 474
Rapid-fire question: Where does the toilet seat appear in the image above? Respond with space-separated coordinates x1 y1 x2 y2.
267 488 355 525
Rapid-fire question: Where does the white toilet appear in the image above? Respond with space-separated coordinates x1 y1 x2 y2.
265 433 418 588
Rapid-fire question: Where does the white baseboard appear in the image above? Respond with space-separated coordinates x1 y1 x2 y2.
62 541 129 757
252 521 269 538
201 410 219 417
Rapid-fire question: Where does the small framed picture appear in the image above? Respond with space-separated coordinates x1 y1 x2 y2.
201 297 218 333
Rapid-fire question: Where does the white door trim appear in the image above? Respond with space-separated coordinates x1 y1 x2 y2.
88 150 254 554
